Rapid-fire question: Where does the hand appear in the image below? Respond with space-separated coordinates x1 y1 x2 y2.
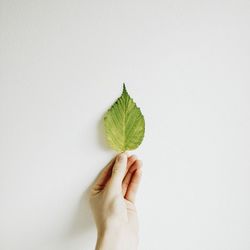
89 153 142 250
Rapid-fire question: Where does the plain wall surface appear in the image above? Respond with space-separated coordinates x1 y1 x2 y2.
0 1 250 249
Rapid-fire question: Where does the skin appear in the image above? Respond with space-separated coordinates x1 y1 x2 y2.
89 152 142 250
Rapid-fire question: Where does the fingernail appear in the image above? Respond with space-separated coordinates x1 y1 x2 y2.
124 151 129 156
118 153 126 162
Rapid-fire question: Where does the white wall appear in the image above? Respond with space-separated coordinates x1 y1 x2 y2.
1 1 250 249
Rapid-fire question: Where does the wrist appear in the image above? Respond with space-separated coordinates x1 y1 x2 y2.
96 227 122 250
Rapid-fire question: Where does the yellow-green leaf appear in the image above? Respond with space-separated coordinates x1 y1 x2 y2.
104 83 145 152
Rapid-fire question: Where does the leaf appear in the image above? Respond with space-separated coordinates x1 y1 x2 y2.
104 83 145 152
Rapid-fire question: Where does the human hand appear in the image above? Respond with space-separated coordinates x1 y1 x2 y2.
89 153 142 250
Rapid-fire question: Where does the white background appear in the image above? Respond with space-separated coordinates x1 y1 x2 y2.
1 0 250 249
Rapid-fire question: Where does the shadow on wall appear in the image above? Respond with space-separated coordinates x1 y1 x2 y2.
68 188 94 238
97 114 110 152
65 114 110 241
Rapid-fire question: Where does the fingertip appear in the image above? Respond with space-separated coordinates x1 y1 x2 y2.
129 154 137 161
124 151 129 156
117 152 127 162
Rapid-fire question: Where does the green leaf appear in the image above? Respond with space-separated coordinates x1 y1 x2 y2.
104 83 145 152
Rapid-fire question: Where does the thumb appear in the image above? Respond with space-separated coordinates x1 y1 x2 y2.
109 153 127 190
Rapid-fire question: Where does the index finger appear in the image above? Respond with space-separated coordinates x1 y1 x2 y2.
91 157 116 194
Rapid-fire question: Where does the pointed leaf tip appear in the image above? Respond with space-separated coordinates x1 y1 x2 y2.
122 83 127 93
